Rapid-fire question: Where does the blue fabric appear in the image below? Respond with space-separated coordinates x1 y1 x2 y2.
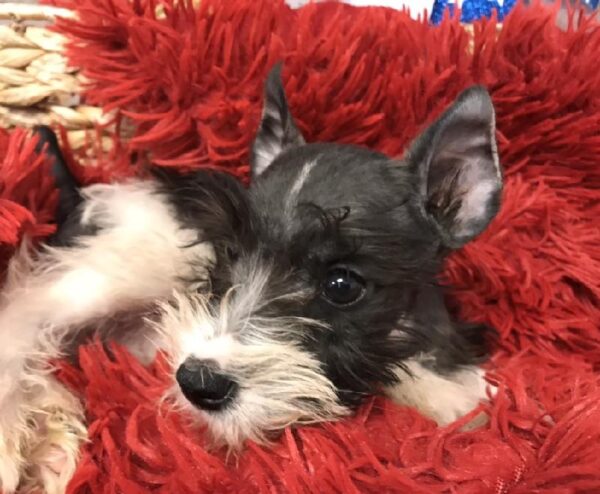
431 0 599 25
430 0 517 24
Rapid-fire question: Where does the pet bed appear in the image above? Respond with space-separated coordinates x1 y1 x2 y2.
0 0 599 492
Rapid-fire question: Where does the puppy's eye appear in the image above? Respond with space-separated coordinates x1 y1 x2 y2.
322 268 366 306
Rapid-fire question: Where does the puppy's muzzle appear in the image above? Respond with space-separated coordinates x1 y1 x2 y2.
176 358 238 411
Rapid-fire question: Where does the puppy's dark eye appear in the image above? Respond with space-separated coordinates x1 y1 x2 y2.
322 268 366 306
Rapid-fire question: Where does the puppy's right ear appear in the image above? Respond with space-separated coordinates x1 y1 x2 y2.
405 86 502 248
250 63 305 178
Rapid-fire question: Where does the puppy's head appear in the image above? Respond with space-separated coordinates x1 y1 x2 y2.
160 64 501 447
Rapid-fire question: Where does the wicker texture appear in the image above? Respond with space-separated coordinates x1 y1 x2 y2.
0 3 110 151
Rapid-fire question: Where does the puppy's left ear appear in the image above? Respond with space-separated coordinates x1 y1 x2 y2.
250 63 305 178
406 86 502 248
34 125 82 226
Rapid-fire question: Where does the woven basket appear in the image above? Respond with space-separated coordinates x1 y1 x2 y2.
0 2 496 158
0 3 116 155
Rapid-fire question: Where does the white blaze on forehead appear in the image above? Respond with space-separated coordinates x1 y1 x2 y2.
285 159 318 220
290 159 318 201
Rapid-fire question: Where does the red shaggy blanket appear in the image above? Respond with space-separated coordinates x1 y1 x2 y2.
2 0 600 492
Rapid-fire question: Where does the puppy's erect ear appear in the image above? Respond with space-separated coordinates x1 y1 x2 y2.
250 63 305 178
406 86 502 248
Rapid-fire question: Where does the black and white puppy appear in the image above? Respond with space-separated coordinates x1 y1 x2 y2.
0 65 501 493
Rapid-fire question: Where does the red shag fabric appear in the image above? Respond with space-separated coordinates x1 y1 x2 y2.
0 129 58 271
2 0 600 491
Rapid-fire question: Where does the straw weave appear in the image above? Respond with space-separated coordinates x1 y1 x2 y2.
0 3 112 152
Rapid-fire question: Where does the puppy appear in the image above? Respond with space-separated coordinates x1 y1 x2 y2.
0 64 501 493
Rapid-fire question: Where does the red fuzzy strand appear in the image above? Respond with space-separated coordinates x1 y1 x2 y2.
0 128 58 272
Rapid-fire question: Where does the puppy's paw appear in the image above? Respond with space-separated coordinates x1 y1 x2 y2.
23 381 86 494
0 378 86 494
385 360 492 427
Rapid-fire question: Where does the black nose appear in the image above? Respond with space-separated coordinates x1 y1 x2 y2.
175 358 238 411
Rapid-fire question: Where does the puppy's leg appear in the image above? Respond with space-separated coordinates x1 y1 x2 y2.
0 247 115 494
385 360 489 426
385 286 493 427
22 375 86 494
0 370 85 494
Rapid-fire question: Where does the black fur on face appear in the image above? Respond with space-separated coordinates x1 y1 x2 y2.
159 63 502 408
